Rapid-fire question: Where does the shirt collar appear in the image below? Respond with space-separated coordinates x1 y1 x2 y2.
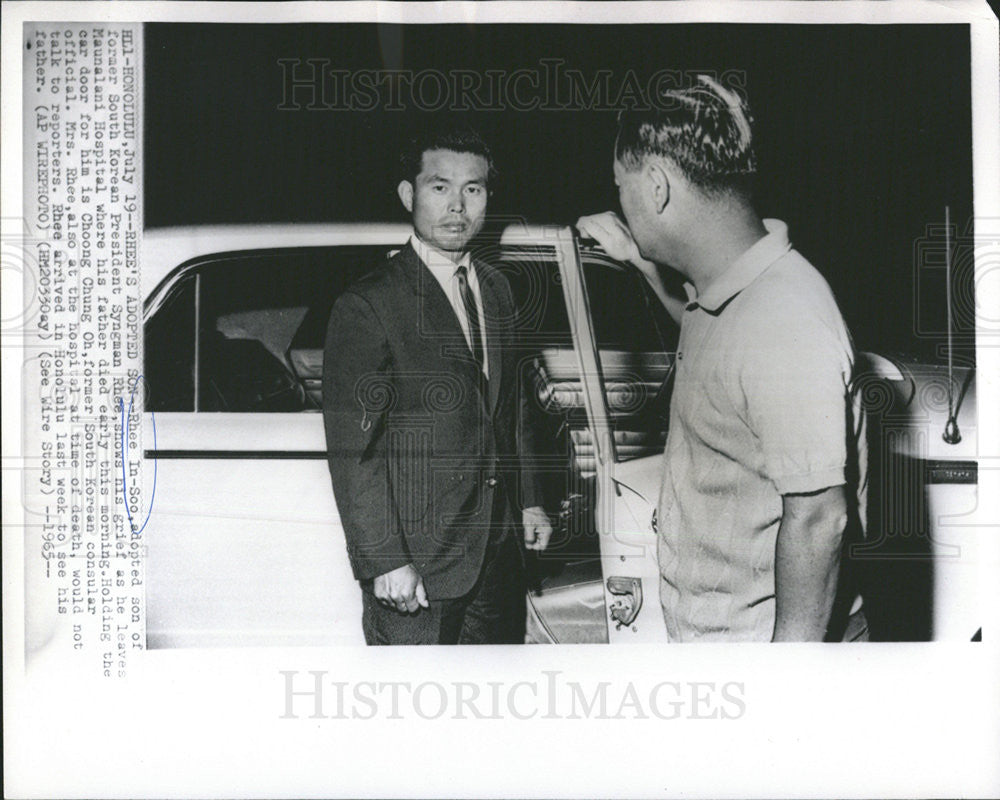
409 233 472 277
684 219 792 314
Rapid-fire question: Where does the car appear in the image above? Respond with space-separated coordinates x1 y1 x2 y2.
142 223 979 646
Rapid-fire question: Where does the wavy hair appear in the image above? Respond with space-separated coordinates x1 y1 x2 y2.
615 75 757 197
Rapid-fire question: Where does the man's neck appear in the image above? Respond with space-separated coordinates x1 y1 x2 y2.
413 233 468 267
679 206 768 295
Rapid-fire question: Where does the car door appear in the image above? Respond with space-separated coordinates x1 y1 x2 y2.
553 229 677 643
142 245 391 647
852 353 980 641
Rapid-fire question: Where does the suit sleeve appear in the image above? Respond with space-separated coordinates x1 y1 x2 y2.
323 291 411 581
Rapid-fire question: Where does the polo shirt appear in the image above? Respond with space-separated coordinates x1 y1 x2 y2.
657 219 865 642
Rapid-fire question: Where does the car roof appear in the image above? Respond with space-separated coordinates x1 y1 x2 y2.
142 222 576 293
142 223 414 291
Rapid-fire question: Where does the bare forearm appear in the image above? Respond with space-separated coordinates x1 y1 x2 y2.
574 211 685 325
772 488 847 642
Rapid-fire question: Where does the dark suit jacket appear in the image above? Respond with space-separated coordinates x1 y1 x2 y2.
323 242 544 600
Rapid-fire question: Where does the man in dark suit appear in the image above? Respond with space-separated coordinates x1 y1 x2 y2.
323 125 552 645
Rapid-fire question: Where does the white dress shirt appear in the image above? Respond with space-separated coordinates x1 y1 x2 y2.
410 234 489 378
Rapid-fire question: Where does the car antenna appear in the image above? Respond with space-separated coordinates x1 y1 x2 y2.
943 205 961 444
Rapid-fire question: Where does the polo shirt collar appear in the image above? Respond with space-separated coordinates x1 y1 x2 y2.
684 219 792 313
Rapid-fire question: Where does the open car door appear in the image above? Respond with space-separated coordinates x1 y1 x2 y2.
553 227 677 643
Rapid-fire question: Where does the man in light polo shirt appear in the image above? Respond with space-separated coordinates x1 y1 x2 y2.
578 75 866 642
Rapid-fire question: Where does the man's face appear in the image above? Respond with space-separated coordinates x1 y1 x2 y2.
398 149 489 258
613 157 657 261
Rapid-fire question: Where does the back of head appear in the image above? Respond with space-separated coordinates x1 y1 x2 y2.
615 75 757 199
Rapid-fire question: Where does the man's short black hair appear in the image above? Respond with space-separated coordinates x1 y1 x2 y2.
616 74 757 198
400 122 497 186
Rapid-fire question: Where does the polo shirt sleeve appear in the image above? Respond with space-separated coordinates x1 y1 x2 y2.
736 305 852 495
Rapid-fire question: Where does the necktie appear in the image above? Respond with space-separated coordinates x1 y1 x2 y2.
455 264 486 377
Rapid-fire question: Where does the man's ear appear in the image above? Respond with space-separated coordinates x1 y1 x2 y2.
645 161 670 214
397 180 414 213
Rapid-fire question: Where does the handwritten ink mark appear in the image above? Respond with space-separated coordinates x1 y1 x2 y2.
119 375 156 534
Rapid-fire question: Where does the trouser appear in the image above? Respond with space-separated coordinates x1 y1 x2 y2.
360 525 526 645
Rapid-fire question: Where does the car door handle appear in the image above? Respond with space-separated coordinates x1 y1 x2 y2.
606 576 643 629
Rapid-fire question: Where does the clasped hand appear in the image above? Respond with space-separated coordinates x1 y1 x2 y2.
374 507 553 613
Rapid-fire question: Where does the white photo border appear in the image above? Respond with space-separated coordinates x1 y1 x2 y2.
3 2 999 798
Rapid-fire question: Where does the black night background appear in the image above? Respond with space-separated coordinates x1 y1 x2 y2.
143 23 974 361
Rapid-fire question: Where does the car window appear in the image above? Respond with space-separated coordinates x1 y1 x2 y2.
144 246 392 412
581 254 677 463
145 274 196 411
493 246 573 346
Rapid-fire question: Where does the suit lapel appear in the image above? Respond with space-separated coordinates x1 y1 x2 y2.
399 243 489 411
404 244 462 339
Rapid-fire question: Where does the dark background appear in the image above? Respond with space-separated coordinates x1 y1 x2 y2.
144 23 974 361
